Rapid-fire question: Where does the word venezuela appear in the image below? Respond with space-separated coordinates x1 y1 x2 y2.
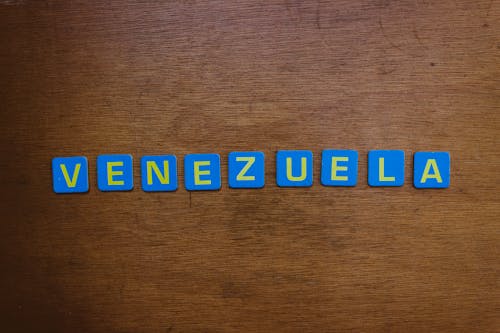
52 150 450 193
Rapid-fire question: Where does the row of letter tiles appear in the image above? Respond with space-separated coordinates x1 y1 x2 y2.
52 151 450 193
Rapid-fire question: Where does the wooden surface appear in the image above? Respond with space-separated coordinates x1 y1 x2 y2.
1 1 499 332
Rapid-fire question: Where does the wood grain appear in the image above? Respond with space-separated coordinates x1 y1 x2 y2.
0 1 499 332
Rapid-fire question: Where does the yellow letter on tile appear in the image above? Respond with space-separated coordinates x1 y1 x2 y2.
420 159 442 183
107 161 124 185
378 158 395 182
194 161 211 185
236 157 255 181
331 157 348 181
60 164 81 188
286 157 307 181
147 160 169 185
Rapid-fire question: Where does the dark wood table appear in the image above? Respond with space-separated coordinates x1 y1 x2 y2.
1 1 498 332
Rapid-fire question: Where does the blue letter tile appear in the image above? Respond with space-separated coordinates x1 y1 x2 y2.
414 152 450 188
321 150 358 186
52 156 89 193
184 153 221 191
276 150 313 187
368 150 405 187
97 154 133 191
141 155 178 192
228 151 265 189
